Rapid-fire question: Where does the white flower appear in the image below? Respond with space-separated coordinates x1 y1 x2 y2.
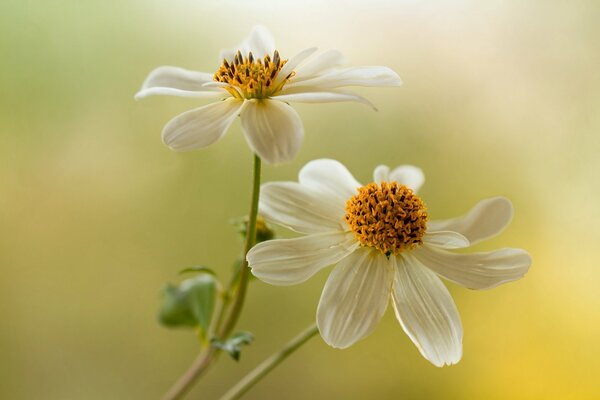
247 159 531 366
135 26 401 164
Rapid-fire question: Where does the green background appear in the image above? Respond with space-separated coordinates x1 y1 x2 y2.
1 0 599 399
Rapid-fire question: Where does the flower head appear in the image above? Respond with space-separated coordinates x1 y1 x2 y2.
135 27 401 164
247 159 531 366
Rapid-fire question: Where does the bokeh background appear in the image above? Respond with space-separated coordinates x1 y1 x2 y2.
1 0 599 399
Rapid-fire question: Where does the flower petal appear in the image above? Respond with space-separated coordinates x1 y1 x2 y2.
220 25 276 61
373 165 390 183
411 245 531 290
248 232 359 286
293 49 346 81
317 248 394 348
287 66 402 90
274 47 319 87
245 25 276 57
388 165 425 192
428 197 514 245
161 98 244 151
260 182 347 234
240 99 304 164
392 254 463 367
271 91 376 110
423 231 470 249
135 66 224 99
298 159 361 202
373 164 424 192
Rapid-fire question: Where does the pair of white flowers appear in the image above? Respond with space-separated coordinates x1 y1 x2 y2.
137 27 531 367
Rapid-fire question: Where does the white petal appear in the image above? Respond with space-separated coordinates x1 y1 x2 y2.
317 248 394 348
271 91 376 110
135 66 223 99
219 49 237 62
428 197 514 245
248 232 359 286
423 231 470 249
202 82 230 88
411 245 531 290
373 165 390 183
293 49 346 81
161 98 244 151
240 99 304 164
392 254 463 367
388 165 425 192
298 159 361 202
274 47 319 86
220 25 276 61
287 66 402 90
260 182 347 234
245 25 276 57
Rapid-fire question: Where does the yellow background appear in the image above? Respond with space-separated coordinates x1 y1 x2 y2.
1 1 599 399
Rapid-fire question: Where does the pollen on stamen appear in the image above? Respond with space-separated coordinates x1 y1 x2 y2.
344 182 429 255
213 50 290 99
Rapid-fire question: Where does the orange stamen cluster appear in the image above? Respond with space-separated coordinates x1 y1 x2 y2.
345 182 429 255
214 50 291 99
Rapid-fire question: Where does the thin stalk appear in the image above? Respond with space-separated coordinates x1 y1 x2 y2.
218 154 262 338
219 324 319 400
161 154 262 400
161 346 218 400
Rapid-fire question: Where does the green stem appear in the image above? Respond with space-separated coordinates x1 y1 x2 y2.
161 346 218 400
219 154 262 338
161 154 262 400
219 324 319 400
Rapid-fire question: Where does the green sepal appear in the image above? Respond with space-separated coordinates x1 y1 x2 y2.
231 216 275 243
158 275 217 336
212 331 254 361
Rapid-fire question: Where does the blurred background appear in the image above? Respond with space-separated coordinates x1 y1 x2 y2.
1 0 599 399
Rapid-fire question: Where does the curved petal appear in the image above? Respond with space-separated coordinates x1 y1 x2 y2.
372 164 425 192
161 98 244 151
220 25 276 61
293 49 346 81
428 197 514 245
389 165 425 192
271 91 376 110
240 99 304 164
423 231 470 249
274 47 319 86
248 232 359 286
287 66 402 90
135 66 224 99
260 182 347 234
373 165 390 183
298 159 361 202
317 248 394 348
392 254 463 367
411 245 531 290
245 25 276 57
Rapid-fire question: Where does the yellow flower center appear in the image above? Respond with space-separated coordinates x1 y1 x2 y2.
214 50 292 99
344 182 429 255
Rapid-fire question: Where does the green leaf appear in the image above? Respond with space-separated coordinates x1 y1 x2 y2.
179 265 217 276
212 331 254 361
182 275 217 334
158 283 197 328
157 275 217 336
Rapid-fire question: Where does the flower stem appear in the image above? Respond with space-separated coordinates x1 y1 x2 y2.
161 154 262 400
219 324 319 400
219 153 262 337
161 346 218 400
